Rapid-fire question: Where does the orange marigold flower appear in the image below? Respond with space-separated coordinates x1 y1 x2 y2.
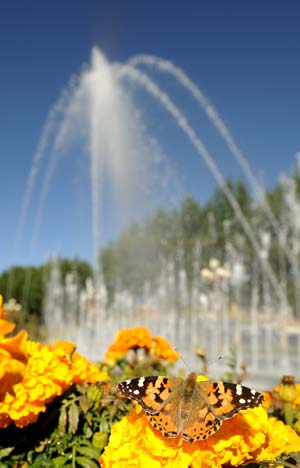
0 338 108 429
0 357 26 398
0 330 28 363
100 404 300 467
0 294 28 363
70 351 110 383
255 416 300 461
151 336 180 362
0 295 29 399
0 294 15 336
0 294 7 319
54 340 76 357
0 301 108 429
0 318 15 336
261 391 273 410
104 326 152 363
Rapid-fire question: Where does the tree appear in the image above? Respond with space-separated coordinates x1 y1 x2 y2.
0 258 93 320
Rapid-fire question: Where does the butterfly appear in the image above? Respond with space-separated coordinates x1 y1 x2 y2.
117 372 264 442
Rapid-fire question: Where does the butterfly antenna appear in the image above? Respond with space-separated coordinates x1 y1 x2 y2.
208 354 224 368
173 345 192 374
195 350 223 377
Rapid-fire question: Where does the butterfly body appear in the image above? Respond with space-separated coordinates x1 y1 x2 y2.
117 372 264 443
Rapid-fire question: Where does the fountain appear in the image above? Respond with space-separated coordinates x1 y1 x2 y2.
15 47 300 386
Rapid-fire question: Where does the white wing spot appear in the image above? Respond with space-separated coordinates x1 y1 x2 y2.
251 389 257 396
239 398 246 404
133 389 140 395
138 377 145 387
236 384 242 396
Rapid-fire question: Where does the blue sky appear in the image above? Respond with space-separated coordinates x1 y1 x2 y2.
1 1 300 272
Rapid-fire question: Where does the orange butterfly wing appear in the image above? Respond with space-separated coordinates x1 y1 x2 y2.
182 381 263 442
117 375 264 443
118 375 184 438
117 375 183 413
146 398 181 438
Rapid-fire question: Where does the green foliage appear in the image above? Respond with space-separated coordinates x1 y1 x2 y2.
0 341 177 467
247 451 300 467
0 266 45 318
208 178 252 234
58 259 93 289
0 382 126 468
0 258 93 326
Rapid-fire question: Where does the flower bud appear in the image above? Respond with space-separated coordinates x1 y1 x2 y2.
87 384 103 402
279 376 297 403
195 347 206 358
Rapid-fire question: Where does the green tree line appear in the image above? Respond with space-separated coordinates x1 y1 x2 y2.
0 259 92 325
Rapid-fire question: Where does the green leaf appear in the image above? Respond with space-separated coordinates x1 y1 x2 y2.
78 395 90 413
52 455 70 467
58 405 67 435
76 456 100 468
68 401 80 434
92 432 108 450
76 445 100 459
30 460 54 468
35 438 49 453
0 447 14 459
99 420 110 433
84 426 93 439
0 462 14 468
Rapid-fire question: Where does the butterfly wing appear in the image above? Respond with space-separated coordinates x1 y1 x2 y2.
182 406 222 442
118 376 264 443
145 396 182 439
204 381 264 419
117 375 183 414
181 381 264 443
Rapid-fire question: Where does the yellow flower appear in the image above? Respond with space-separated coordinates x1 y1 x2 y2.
0 294 16 336
70 351 110 383
0 337 108 428
54 340 76 357
0 294 6 319
151 336 180 362
273 380 300 408
0 294 28 362
104 327 179 365
0 329 28 363
0 357 26 398
0 295 29 399
279 376 297 403
0 302 109 429
104 326 152 363
100 404 300 468
261 391 273 410
255 416 300 462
